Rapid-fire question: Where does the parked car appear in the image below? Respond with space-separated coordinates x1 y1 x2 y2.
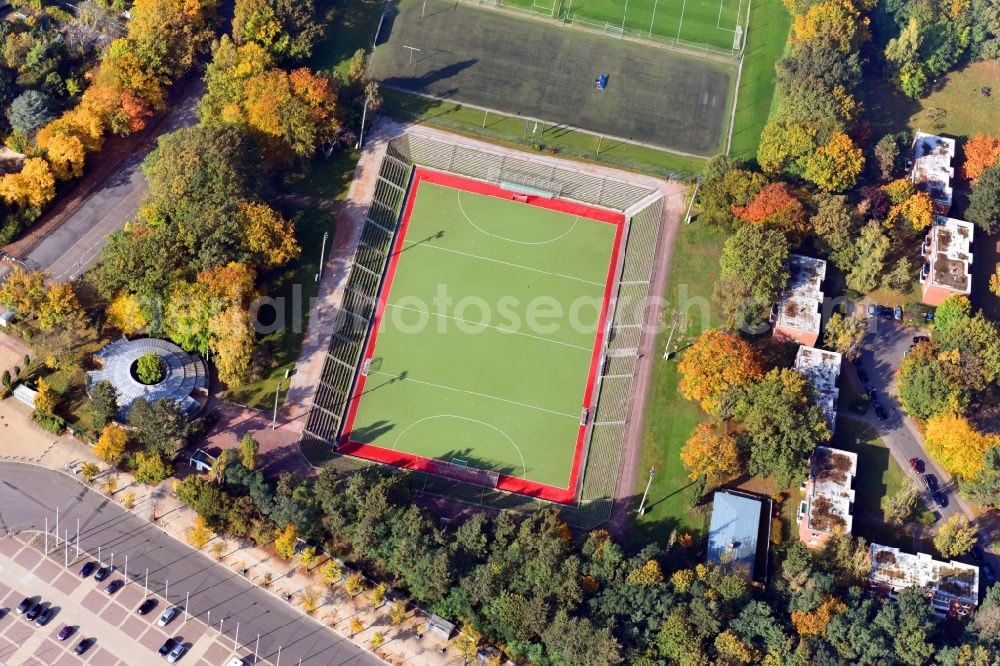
158 638 177 656
167 643 188 663
158 607 180 627
857 367 869 383
909 458 925 473
137 599 157 616
894 305 903 320
913 335 930 344
25 603 43 621
867 303 877 316
79 562 96 578
104 580 123 595
35 606 54 627
984 564 996 585
880 306 894 319
94 566 110 582
16 598 31 614
932 492 948 508
925 311 935 322
57 625 74 641
74 638 93 655
972 546 984 564
922 474 939 492
873 402 888 421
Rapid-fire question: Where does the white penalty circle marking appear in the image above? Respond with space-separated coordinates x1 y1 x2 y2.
456 190 580 245
392 414 528 479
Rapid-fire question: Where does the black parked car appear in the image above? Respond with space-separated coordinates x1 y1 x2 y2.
922 474 939 492
35 605 54 627
104 580 123 595
932 492 948 508
16 598 31 614
25 603 43 621
94 566 110 582
79 562 97 578
971 546 984 564
75 638 94 655
913 335 930 344
137 599 157 615
159 638 178 656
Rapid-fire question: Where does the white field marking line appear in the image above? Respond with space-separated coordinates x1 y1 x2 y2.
405 240 605 286
456 189 580 246
385 302 593 351
391 413 528 478
716 0 739 32
676 0 688 40
373 370 580 419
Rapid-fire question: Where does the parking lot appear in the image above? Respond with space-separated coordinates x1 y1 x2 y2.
0 532 252 666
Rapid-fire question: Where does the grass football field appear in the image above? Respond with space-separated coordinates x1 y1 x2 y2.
503 0 748 52
342 169 623 501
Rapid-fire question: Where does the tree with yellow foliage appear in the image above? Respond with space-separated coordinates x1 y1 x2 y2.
37 282 85 331
95 423 127 465
802 132 864 192
274 523 298 559
209 304 255 386
791 596 847 637
925 413 1000 480
187 515 213 549
0 268 47 318
626 560 664 586
239 202 301 268
680 422 743 481
33 376 60 416
934 514 977 558
887 191 934 232
107 292 148 335
714 630 756 664
791 0 868 52
0 158 56 209
37 131 86 181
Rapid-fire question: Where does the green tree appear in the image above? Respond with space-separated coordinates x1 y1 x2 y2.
89 380 120 428
240 433 260 470
133 451 171 485
873 134 903 181
933 514 977 558
934 295 971 336
846 221 890 292
823 313 866 360
962 448 1000 507
127 398 189 458
9 90 52 134
695 156 767 230
135 353 164 384
885 483 920 525
811 193 857 268
715 225 790 330
732 368 831 487
967 166 1000 233
897 344 966 419
233 0 323 62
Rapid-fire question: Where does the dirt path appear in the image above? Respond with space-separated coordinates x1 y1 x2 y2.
606 186 690 538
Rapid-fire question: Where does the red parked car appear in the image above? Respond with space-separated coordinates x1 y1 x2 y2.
909 458 925 473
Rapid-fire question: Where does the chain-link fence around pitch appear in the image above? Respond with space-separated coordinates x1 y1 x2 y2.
304 134 667 527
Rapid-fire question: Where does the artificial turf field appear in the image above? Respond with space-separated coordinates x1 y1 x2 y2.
503 0 748 53
341 168 624 502
373 0 733 156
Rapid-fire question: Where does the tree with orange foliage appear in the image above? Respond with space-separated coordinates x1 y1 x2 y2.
680 422 743 481
731 182 808 236
238 202 301 268
924 413 1000 480
791 596 847 637
962 133 1000 184
678 329 763 414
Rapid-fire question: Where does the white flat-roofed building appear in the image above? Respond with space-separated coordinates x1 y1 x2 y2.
868 544 979 618
920 216 973 306
910 131 956 214
793 345 841 432
772 254 826 348
798 446 857 548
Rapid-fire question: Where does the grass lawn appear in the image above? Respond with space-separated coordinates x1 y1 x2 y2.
903 61 1000 141
310 0 385 78
383 89 708 178
728 0 792 160
830 416 905 518
221 205 333 409
629 221 727 546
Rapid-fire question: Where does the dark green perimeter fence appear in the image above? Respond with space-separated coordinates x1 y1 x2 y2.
303 133 667 528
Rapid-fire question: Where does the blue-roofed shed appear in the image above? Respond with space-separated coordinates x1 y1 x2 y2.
707 491 766 578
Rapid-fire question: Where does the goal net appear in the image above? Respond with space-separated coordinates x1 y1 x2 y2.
603 23 625 38
427 458 501 487
733 25 744 51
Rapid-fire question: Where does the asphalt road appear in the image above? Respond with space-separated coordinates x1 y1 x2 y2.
852 316 995 569
0 463 379 666
0 80 204 283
